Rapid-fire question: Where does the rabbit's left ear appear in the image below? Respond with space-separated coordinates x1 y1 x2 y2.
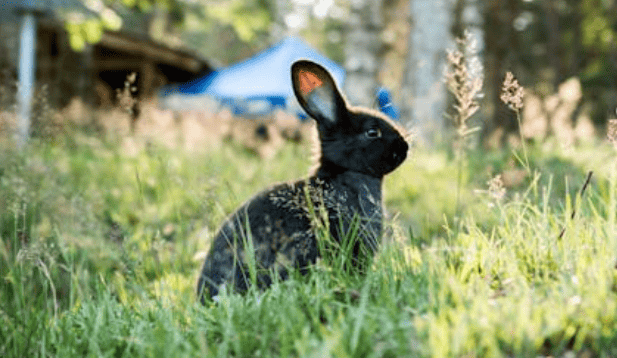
291 60 347 127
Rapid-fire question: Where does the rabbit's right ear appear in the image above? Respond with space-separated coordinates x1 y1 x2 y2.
291 60 347 127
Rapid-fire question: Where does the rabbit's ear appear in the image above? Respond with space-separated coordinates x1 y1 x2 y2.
291 60 347 126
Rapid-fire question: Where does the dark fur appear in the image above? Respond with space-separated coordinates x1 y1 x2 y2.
197 60 408 302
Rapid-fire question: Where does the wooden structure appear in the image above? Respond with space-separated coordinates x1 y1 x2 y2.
0 3 212 109
92 29 212 106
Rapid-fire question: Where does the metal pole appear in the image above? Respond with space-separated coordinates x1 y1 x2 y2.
16 11 37 148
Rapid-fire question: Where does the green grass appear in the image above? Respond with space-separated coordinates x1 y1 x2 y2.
1 131 617 357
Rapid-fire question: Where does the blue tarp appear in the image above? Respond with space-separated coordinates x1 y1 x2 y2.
161 36 345 117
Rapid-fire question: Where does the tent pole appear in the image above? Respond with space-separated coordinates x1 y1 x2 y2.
16 11 37 148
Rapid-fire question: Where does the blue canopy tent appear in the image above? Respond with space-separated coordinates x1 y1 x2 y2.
162 36 345 118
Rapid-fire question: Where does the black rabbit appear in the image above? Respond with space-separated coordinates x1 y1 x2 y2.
197 60 408 302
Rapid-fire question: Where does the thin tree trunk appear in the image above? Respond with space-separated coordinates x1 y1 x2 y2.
451 0 466 39
569 0 582 76
481 0 501 146
400 0 451 145
544 0 562 88
399 0 414 127
609 0 617 115
343 0 384 107
481 0 519 147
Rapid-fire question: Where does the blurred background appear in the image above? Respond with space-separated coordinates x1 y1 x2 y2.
4 3 617 355
0 0 615 149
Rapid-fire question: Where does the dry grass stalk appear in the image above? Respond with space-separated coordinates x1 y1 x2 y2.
558 170 593 240
608 118 617 149
445 32 483 137
116 72 138 117
445 30 484 218
32 84 63 138
500 71 531 172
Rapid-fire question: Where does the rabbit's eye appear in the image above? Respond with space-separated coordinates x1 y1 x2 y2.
366 128 382 138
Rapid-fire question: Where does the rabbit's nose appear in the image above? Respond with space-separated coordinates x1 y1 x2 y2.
392 141 408 162
392 150 402 163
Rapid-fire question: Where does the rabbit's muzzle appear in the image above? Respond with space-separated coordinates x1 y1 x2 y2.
392 141 407 163
382 139 408 174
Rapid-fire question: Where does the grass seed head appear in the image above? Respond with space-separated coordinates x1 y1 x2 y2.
487 174 506 202
445 30 484 133
500 72 524 111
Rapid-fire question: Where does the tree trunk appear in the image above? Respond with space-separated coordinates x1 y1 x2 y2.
451 0 466 39
343 0 384 107
481 0 518 148
569 0 582 76
544 0 562 87
609 0 617 116
399 0 452 145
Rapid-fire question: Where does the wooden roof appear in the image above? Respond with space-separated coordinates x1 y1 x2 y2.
97 30 210 75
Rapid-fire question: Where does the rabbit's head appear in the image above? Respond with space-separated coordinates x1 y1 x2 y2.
291 60 408 178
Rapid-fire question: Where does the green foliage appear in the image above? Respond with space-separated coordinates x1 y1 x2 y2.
64 4 122 52
1 131 617 357
63 0 272 52
580 0 616 51
206 0 271 42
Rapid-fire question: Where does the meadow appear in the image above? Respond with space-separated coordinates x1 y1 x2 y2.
1 117 617 357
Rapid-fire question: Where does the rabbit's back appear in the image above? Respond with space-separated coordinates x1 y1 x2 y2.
197 175 383 301
198 180 313 300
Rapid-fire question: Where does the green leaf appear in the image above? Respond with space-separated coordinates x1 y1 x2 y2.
100 9 122 31
83 19 103 44
68 32 86 52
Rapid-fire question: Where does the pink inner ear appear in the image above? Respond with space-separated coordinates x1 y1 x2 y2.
298 70 323 95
